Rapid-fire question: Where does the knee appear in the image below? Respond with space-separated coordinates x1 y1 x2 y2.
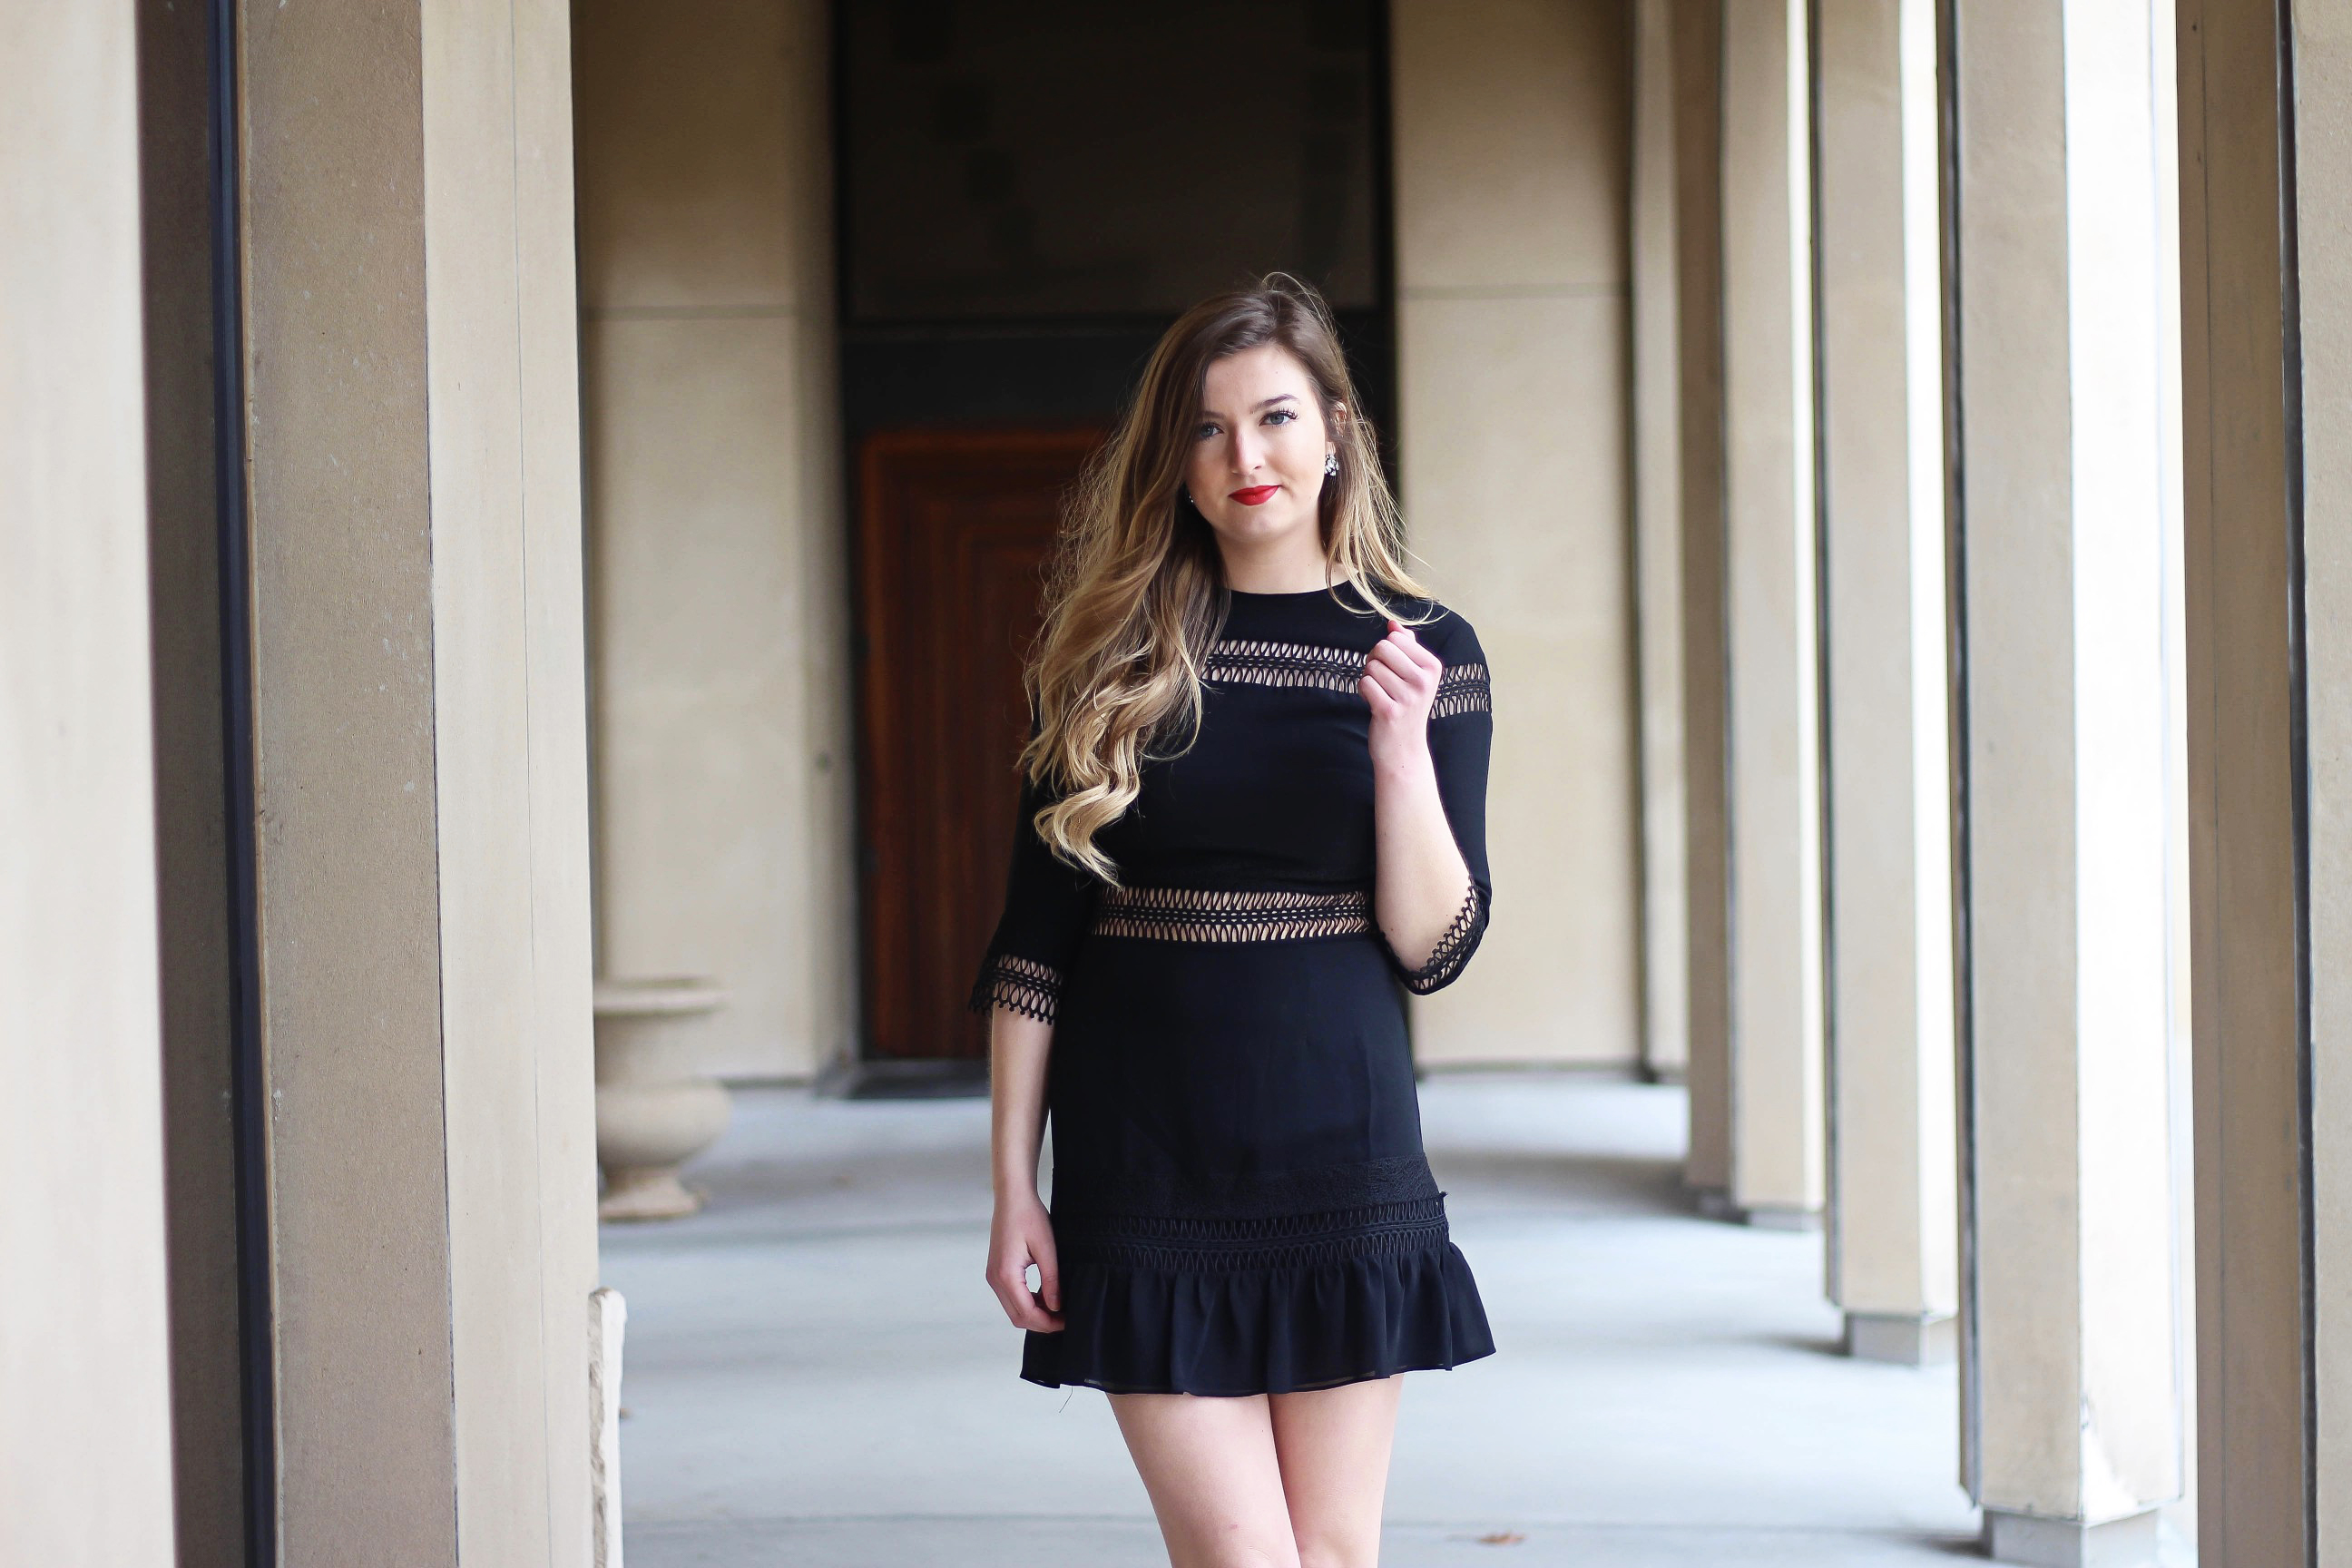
1293 1527 1377 1568
1201 1538 1298 1568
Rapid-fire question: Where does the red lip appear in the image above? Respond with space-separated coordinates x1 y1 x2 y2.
1230 485 1280 505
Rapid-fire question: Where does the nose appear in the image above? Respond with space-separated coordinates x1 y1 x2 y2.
1228 423 1264 476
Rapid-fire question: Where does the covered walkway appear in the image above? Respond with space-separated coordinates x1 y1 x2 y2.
604 1072 2026 1567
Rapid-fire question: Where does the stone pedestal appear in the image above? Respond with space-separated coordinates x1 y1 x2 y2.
594 979 731 1221
1982 1508 2159 1568
1844 1310 1955 1367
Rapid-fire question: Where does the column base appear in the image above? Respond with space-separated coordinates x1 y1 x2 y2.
1844 1310 1956 1365
1690 1189 1823 1230
1982 1506 2159 1568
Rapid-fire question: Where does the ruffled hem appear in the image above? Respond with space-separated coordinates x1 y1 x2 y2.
1019 1240 1496 1396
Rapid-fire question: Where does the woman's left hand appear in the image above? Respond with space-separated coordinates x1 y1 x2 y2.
1360 619 1443 772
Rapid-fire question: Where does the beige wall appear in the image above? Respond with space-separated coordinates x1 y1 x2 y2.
575 0 855 1082
0 5 181 1562
1391 0 1640 1068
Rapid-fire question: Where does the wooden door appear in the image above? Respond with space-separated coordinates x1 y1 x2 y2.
856 426 1105 1061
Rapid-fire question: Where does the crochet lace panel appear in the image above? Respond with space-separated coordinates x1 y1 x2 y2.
1201 639 1493 716
1431 661 1493 718
1057 1152 1443 1220
1050 1156 1455 1271
1387 878 1491 994
967 953 1063 1024
1200 638 1366 694
1054 1197 1454 1273
1091 885 1374 942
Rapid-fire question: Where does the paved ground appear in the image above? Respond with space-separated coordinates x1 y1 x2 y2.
597 1070 2078 1566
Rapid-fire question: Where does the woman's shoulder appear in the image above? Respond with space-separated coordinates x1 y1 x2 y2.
1383 592 1486 667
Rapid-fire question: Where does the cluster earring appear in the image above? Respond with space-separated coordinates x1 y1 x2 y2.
1324 452 1340 477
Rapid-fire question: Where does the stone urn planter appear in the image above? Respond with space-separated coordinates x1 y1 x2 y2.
593 977 731 1221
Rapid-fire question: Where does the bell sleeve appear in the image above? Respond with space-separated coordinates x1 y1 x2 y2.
1383 612 1494 995
967 742 1102 1027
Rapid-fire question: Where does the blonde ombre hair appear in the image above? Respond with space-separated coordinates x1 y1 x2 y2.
1023 273 1436 881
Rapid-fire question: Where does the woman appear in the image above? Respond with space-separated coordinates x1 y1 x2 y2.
973 274 1496 1568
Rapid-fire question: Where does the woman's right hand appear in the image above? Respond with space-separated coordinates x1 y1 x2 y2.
987 1196 1064 1332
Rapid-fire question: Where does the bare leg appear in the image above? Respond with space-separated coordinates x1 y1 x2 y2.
1108 1391 1303 1568
1267 1375 1404 1568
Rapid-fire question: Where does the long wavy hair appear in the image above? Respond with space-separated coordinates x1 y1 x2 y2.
1022 273 1437 882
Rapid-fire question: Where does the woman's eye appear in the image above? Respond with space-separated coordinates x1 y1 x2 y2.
1265 408 1296 426
1195 422 1220 440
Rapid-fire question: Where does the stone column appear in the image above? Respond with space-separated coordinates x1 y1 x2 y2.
573 0 855 1083
135 0 250 1559
1671 0 1734 1195
2176 3 2352 1560
1720 0 1825 1225
234 0 600 1562
1952 2 2186 1558
1632 0 1690 1084
0 5 180 1561
1813 0 1958 1362
1390 0 1642 1068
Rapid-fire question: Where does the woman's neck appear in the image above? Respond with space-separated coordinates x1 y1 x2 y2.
1218 537 1332 594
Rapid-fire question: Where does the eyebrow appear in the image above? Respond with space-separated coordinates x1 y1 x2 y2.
1197 393 1300 420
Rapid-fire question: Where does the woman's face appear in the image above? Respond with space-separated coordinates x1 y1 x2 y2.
1184 343 1338 563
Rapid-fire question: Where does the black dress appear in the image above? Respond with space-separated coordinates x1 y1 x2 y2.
969 580 1498 1396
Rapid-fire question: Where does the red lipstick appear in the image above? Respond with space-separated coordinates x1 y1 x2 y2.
1230 485 1279 506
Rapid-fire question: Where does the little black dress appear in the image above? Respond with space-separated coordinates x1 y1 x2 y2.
970 581 1499 1396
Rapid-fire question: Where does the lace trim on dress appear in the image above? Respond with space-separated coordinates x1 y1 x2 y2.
1200 637 1367 694
1431 661 1493 718
967 953 1063 1024
1201 637 1492 717
1056 1153 1444 1220
1054 1195 1453 1273
1386 878 1491 995
1092 885 1374 942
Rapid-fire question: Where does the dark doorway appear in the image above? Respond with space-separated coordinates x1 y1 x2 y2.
838 0 1395 1070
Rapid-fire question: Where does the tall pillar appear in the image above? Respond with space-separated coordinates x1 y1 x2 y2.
1813 0 1958 1362
1632 0 1690 1084
136 0 250 1557
1671 0 1733 1193
573 0 855 1082
1952 2 2186 1559
0 5 180 1562
235 1 599 1562
2176 3 2352 1560
1391 0 1641 1068
1720 0 1825 1225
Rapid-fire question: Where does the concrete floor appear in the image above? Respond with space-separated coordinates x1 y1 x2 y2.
601 1071 1999 1566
